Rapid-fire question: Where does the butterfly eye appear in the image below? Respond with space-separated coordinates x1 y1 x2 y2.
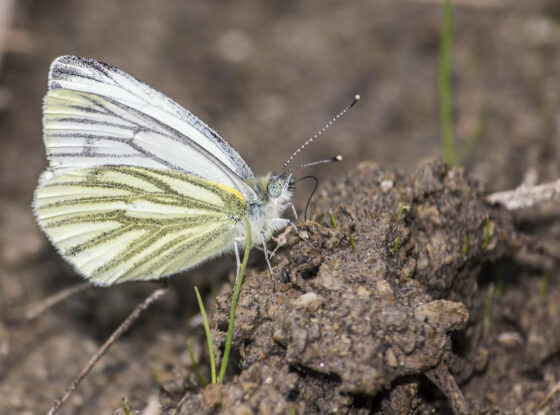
267 181 283 198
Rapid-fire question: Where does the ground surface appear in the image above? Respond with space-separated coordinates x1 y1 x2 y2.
1 1 560 414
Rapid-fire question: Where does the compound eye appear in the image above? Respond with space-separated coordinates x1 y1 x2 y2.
267 181 282 198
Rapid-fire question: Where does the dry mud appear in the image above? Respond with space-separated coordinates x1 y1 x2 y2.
170 160 556 414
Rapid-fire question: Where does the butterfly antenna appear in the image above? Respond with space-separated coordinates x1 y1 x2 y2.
279 94 360 175
294 175 319 222
286 155 342 174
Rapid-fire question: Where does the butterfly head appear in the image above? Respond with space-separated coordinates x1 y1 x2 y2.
268 173 295 200
246 173 294 207
247 95 359 223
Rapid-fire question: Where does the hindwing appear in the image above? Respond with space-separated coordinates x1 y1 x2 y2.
33 166 248 285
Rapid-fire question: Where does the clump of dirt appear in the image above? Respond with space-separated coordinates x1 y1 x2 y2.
169 160 526 414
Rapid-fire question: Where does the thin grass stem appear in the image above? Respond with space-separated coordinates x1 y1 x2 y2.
186 339 208 386
194 286 216 384
45 287 167 415
391 236 401 254
396 205 410 220
219 220 251 383
123 398 131 415
439 0 455 165
25 282 91 321
329 213 337 228
481 219 491 250
483 283 494 333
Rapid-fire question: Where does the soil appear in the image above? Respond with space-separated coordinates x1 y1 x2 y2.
1 1 560 415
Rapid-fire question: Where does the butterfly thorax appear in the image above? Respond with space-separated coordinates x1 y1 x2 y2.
238 174 293 244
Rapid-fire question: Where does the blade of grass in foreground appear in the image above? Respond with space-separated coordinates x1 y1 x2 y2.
186 339 208 386
195 286 216 384
219 220 252 383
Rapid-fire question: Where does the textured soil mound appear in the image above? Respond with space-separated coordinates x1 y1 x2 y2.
172 160 543 414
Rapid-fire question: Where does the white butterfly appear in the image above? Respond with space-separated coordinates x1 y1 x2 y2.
33 56 355 286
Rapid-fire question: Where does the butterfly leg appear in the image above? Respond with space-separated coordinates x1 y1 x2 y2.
233 240 241 283
282 202 299 222
289 220 302 236
261 231 273 277
273 212 303 240
287 219 316 250
291 204 299 221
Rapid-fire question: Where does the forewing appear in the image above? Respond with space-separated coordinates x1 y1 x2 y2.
44 55 255 199
33 166 248 285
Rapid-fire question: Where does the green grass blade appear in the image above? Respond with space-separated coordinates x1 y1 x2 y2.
186 339 208 386
195 286 216 384
439 0 455 165
123 398 131 415
391 236 401 254
484 283 494 332
219 220 252 383
459 103 489 163
396 205 410 220
481 219 491 250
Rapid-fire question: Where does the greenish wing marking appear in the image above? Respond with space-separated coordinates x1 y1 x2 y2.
34 165 248 285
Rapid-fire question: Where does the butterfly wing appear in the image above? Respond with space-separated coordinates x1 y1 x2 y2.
34 165 248 285
44 55 255 200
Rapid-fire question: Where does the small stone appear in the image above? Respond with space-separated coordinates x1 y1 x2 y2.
203 384 223 408
318 266 342 291
385 348 398 368
497 332 524 349
233 405 253 415
380 179 394 191
292 292 323 311
475 347 489 372
414 300 469 331
356 286 371 297
241 381 258 393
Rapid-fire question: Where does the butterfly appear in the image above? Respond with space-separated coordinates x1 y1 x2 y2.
33 56 357 286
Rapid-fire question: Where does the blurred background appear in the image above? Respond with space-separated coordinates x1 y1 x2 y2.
1 0 560 413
